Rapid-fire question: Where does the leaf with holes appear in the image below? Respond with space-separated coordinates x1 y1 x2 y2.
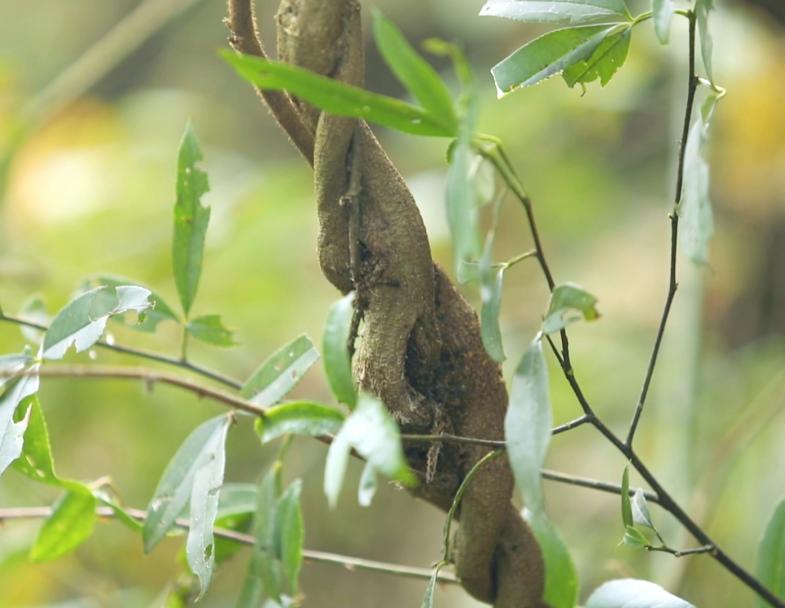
242 335 319 406
480 0 631 25
42 285 152 359
563 25 631 88
0 367 39 476
506 338 551 513
93 275 180 332
255 401 345 444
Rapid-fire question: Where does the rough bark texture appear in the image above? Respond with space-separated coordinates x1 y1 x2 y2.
226 1 547 606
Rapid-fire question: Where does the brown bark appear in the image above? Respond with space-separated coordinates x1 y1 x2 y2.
226 1 546 606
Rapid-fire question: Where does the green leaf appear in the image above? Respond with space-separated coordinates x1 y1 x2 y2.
95 491 144 533
480 0 631 25
17 295 48 343
172 122 211 318
756 498 785 607
505 338 551 513
542 282 600 334
358 461 378 507
480 267 506 363
678 94 718 264
0 352 34 391
524 509 579 608
653 0 674 44
323 293 357 408
491 25 615 96
12 397 56 483
221 51 456 138
255 401 345 444
586 579 694 607
30 487 97 562
447 137 481 281
214 483 258 520
621 465 633 528
185 416 230 597
187 314 236 347
237 463 285 607
42 285 152 359
422 38 473 87
563 25 631 88
695 0 714 82
275 479 304 595
324 393 415 508
143 415 231 554
631 488 655 530
623 525 649 548
371 11 458 134
419 566 442 608
0 372 38 476
93 275 180 332
242 335 319 406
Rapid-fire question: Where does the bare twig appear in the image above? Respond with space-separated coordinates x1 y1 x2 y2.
540 469 662 506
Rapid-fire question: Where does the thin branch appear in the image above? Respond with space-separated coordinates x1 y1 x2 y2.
0 365 262 417
0 506 458 585
625 11 698 448
0 313 242 389
646 543 715 558
541 469 662 506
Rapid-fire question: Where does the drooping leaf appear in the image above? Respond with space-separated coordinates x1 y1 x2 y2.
30 487 97 562
678 94 718 264
93 275 180 332
172 122 211 318
542 282 600 334
695 0 714 82
621 465 633 528
447 136 481 282
323 293 357 408
371 11 458 133
221 51 457 138
479 208 506 361
324 393 415 508
419 565 442 608
756 498 785 607
12 397 56 483
524 509 579 608
143 415 231 554
255 401 345 444
242 335 320 406
187 314 236 347
563 25 631 88
631 488 656 531
358 460 378 507
0 370 39 476
506 338 551 513
42 285 152 359
491 25 615 96
586 579 694 607
652 0 674 44
185 416 230 597
275 479 304 595
480 0 631 25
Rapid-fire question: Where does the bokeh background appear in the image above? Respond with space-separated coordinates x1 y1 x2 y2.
2 0 785 606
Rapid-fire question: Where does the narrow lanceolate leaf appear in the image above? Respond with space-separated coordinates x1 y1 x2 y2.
221 51 457 138
621 466 633 527
172 122 210 318
0 370 39 476
94 275 180 332
187 314 236 347
324 393 415 508
653 0 674 44
542 282 600 334
371 11 458 134
756 499 785 607
30 487 97 562
447 137 481 282
506 339 551 513
42 285 152 359
524 509 579 608
491 25 615 96
420 565 442 608
143 415 231 554
563 25 631 88
255 401 345 444
695 0 714 82
242 335 320 406
275 479 304 595
12 397 56 483
358 461 378 507
479 222 506 362
480 0 631 25
679 93 719 264
186 416 230 597
323 293 357 408
586 579 694 607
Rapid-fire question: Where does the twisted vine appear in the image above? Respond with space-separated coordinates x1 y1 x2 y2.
226 1 546 606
